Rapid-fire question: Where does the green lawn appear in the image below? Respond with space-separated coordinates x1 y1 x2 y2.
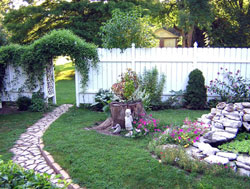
0 112 43 161
43 107 250 188
54 61 75 105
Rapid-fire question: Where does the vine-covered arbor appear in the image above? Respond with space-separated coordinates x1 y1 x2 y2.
0 30 99 107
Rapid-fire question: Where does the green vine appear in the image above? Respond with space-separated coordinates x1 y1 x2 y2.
0 29 99 94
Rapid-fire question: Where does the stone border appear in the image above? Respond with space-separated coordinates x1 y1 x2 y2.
38 139 82 189
10 104 84 188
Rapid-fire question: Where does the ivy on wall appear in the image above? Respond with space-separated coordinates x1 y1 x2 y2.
0 29 99 96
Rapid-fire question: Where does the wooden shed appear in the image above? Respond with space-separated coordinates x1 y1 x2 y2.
154 28 180 47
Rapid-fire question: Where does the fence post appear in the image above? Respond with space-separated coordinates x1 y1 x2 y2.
131 43 136 70
193 42 198 70
43 69 49 103
75 69 80 107
51 59 57 104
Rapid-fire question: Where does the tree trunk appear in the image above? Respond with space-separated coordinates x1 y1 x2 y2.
92 101 147 133
110 101 146 129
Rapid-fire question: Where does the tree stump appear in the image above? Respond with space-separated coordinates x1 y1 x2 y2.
93 101 146 131
110 101 146 129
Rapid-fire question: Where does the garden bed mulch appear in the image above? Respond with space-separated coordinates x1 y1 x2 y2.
0 103 20 115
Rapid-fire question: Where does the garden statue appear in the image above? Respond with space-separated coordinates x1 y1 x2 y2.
125 109 133 137
112 124 121 134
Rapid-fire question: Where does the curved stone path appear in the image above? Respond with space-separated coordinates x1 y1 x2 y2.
10 104 80 188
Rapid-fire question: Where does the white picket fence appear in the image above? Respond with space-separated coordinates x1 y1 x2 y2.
76 43 250 107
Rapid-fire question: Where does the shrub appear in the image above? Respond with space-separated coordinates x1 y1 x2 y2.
0 158 65 188
207 68 250 103
91 89 113 112
184 69 207 109
139 67 166 108
16 96 32 111
29 92 48 112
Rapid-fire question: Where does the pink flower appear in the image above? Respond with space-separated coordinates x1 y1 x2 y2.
194 130 198 134
179 129 183 132
178 136 182 140
195 136 200 141
225 166 228 168
193 139 196 143
149 114 152 117
188 138 191 141
133 121 136 124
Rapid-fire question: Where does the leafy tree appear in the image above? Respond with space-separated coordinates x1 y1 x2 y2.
2 0 159 46
157 0 214 47
208 0 250 47
100 9 157 51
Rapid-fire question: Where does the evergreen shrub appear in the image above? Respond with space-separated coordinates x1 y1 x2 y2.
184 69 207 109
16 96 32 111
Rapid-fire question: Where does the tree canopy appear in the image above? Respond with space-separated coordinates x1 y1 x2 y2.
100 9 157 51
2 0 158 46
1 0 249 48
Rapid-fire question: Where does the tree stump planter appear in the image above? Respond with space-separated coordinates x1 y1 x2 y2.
93 101 146 131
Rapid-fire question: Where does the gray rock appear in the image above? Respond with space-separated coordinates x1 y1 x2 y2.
237 155 250 166
224 104 235 112
243 109 250 114
225 127 238 134
234 103 244 111
216 102 227 109
210 135 227 143
203 131 214 140
211 108 217 115
213 131 236 139
196 142 213 151
216 152 237 160
206 113 214 119
243 122 250 131
213 122 224 129
242 102 250 108
223 119 242 128
236 161 250 171
211 127 224 132
204 155 229 164
243 114 250 122
238 168 250 177
203 147 220 156
224 114 241 121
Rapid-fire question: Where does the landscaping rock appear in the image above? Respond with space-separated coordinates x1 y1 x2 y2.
204 155 229 164
213 122 224 129
202 147 220 156
238 168 250 177
225 127 238 134
242 102 250 108
216 102 227 109
216 152 237 160
243 122 250 131
223 104 234 112
243 114 250 122
213 131 236 139
223 119 242 128
234 103 244 111
236 161 250 171
237 155 250 166
243 109 250 114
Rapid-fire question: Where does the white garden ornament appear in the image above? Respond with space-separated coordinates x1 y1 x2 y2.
125 109 133 137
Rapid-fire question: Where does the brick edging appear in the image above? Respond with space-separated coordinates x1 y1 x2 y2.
38 138 82 189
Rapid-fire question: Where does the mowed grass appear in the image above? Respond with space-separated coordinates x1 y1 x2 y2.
54 61 75 105
43 107 250 188
0 112 43 161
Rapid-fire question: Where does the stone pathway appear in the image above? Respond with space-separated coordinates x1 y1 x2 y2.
10 104 76 187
